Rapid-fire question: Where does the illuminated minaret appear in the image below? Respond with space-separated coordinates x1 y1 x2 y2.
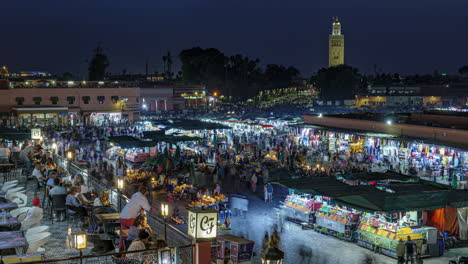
328 17 344 67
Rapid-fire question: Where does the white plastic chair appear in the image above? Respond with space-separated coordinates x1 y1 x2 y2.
26 232 51 253
6 186 25 194
5 193 20 202
25 226 49 237
10 207 30 218
1 183 17 191
13 193 28 208
4 180 18 185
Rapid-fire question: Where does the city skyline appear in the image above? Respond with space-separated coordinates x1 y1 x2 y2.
1 0 467 77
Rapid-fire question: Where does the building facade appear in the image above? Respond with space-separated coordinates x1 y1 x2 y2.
328 17 345 67
0 84 141 126
0 81 209 127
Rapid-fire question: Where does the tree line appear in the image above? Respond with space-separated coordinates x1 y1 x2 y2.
179 47 300 99
85 45 468 101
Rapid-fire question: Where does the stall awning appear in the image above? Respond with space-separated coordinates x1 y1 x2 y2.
275 175 468 213
153 119 232 130
108 136 156 148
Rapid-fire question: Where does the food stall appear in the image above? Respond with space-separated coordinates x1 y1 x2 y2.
356 212 438 258
107 136 155 163
216 234 255 264
315 205 361 240
282 194 322 224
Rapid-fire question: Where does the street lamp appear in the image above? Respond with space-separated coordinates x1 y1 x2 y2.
67 151 73 160
161 203 169 241
74 232 87 264
159 248 172 264
117 178 124 211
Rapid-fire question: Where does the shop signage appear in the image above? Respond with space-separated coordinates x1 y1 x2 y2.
31 128 41 139
187 208 218 239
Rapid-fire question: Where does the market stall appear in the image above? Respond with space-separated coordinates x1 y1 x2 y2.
216 234 255 264
282 194 321 224
107 136 155 163
315 205 361 240
356 212 439 258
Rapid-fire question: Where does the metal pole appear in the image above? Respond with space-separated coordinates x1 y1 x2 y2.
80 249 83 264
164 217 167 241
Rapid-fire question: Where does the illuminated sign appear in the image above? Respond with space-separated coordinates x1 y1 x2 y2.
187 208 218 239
31 128 41 139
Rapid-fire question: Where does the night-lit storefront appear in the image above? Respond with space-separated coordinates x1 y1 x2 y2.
294 125 468 183
14 107 72 127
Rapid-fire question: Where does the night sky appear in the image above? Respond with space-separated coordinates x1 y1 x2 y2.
1 0 467 77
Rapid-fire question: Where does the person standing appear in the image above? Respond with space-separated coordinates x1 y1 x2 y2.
405 236 416 264
267 183 274 203
263 184 268 203
120 185 151 230
396 239 405 264
251 172 258 193
0 142 11 164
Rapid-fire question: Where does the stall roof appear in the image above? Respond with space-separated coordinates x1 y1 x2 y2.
141 131 202 143
276 177 385 197
340 172 419 182
0 128 31 141
0 133 31 141
276 176 468 213
155 119 232 130
108 136 156 148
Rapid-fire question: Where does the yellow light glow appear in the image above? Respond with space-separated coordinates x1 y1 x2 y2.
117 179 124 190
66 151 73 160
75 233 87 249
161 204 169 217
52 143 57 150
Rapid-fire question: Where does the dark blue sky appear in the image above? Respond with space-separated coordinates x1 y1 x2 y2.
1 0 467 77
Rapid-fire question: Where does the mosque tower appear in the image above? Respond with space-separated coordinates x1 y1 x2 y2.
328 17 345 67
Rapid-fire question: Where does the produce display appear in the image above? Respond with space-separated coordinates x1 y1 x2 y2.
357 223 425 252
284 195 316 213
316 205 359 225
189 194 226 208
126 169 157 184
174 184 193 194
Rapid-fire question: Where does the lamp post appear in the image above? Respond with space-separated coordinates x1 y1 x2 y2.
117 178 124 211
74 232 87 264
261 247 284 264
161 203 169 241
66 150 73 174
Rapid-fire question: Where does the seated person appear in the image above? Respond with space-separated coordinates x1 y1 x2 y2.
126 229 150 257
66 186 89 227
49 178 66 196
21 198 43 231
46 172 59 188
127 214 154 241
32 163 46 182
94 190 111 207
49 178 66 220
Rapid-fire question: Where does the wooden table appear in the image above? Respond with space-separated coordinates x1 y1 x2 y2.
2 253 42 264
95 213 121 234
0 231 27 254
95 213 120 222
